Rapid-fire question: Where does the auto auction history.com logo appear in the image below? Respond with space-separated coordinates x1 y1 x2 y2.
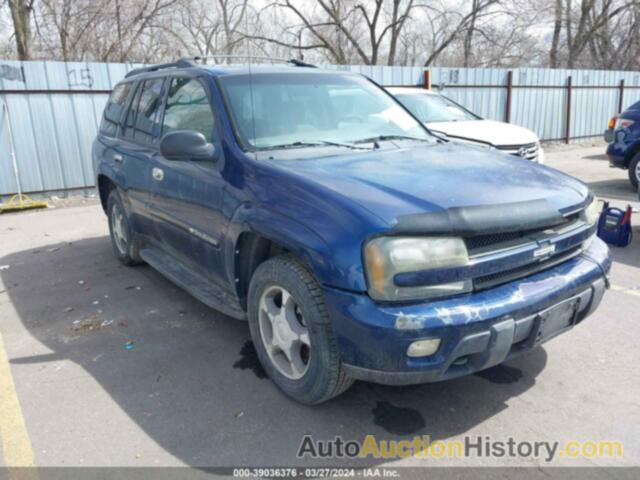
297 435 623 462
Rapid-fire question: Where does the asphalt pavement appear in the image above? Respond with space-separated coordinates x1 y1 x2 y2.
0 142 638 475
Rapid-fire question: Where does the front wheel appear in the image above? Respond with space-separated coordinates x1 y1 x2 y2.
247 254 353 404
629 154 640 189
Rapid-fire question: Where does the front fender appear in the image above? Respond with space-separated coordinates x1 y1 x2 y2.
624 138 640 165
608 129 640 166
224 203 365 292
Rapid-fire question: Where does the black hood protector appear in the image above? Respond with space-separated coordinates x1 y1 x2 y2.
391 198 571 236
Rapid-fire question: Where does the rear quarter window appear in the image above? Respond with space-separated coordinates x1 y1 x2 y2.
123 78 165 145
99 82 133 137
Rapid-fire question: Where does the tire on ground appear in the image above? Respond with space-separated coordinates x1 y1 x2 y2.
628 153 640 189
247 254 353 404
106 189 142 266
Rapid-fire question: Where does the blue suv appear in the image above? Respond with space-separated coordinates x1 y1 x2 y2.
606 100 640 188
94 59 610 404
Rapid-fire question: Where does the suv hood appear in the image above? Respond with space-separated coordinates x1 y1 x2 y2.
277 142 588 230
426 120 538 146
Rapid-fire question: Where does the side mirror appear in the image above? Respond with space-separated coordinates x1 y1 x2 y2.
159 130 217 162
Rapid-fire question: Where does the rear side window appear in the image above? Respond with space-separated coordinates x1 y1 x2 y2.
162 78 215 141
99 82 133 137
123 78 165 144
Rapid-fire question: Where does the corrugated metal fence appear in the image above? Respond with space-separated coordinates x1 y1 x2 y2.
1 60 639 196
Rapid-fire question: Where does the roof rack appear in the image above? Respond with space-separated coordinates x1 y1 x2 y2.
194 55 316 67
288 59 317 68
125 58 198 78
124 56 317 79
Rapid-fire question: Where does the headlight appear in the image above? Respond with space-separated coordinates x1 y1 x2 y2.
364 237 471 302
581 197 599 226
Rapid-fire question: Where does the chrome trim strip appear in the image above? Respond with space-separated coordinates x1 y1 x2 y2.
468 219 589 260
148 204 220 247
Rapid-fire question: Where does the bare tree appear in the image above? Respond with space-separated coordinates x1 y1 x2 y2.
160 0 260 62
549 0 563 67
252 0 357 63
37 0 108 61
462 0 481 67
166 0 224 57
245 0 419 65
2 0 640 70
386 0 416 65
219 0 249 56
421 0 500 66
585 1 640 69
17 0 181 62
451 0 545 68
561 0 634 68
8 0 34 59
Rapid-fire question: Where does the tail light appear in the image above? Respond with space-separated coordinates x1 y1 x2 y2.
608 115 617 129
615 118 634 130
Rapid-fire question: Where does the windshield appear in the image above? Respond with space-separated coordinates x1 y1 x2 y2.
395 92 478 123
219 73 432 150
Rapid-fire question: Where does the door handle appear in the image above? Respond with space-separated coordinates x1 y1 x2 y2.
152 167 164 181
113 154 123 163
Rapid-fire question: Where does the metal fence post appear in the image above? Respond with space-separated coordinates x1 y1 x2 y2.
423 69 431 90
618 79 625 113
505 70 513 123
565 75 572 144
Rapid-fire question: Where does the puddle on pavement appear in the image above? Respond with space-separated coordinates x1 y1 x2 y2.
475 364 523 384
372 400 426 436
233 341 267 379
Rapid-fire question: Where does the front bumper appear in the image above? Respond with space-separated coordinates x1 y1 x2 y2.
325 238 611 385
606 133 634 169
608 154 626 169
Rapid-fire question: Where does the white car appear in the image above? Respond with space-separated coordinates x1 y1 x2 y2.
388 87 544 163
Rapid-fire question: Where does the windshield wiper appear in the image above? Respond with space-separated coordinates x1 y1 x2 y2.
425 130 449 143
353 134 434 145
260 140 371 151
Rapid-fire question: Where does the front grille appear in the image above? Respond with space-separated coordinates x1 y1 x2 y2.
462 210 589 292
465 213 580 254
474 245 583 291
466 228 540 251
495 142 539 162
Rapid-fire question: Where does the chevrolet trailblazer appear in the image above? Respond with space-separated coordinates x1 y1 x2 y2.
93 59 610 404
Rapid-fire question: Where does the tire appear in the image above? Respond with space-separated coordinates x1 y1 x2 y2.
106 189 142 266
247 254 353 404
629 154 640 189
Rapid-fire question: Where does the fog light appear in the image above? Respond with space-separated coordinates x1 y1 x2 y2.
407 338 441 358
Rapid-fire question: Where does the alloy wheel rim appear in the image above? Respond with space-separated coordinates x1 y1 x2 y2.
636 162 640 182
111 204 128 254
258 286 311 380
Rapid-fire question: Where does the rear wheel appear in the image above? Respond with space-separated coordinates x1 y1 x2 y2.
628 153 640 189
107 189 142 266
247 254 353 404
